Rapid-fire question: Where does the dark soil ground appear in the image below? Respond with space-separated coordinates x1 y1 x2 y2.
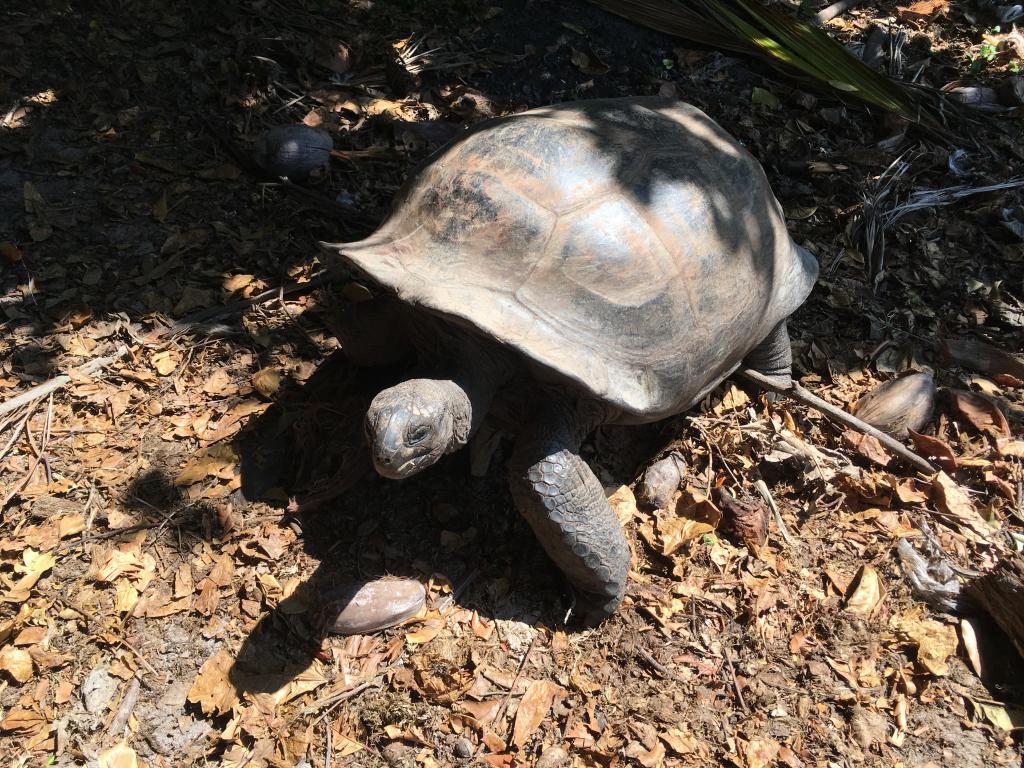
1 0 1023 766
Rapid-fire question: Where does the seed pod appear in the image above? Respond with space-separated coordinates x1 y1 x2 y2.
320 577 426 635
852 372 936 440
254 125 333 180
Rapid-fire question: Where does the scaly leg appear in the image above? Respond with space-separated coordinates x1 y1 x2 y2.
508 399 630 625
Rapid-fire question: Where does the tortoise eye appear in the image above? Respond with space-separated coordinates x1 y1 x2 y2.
406 425 431 445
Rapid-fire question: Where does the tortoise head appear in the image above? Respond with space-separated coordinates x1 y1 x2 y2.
365 379 472 480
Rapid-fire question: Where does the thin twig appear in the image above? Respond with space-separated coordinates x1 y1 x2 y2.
0 345 129 418
754 479 796 547
119 638 166 683
0 399 40 461
301 677 384 720
489 636 537 730
738 369 937 475
635 646 686 683
437 568 480 613
168 271 330 332
724 648 748 714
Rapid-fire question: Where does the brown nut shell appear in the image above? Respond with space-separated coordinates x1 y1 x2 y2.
322 577 426 635
852 372 936 440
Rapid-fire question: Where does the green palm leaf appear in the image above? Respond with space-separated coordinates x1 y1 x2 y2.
591 0 958 137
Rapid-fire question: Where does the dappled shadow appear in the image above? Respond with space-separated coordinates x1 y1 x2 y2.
119 467 226 547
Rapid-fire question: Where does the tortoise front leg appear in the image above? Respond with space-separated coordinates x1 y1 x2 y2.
508 399 630 625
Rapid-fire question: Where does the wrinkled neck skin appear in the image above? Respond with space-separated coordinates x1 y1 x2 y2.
435 338 515 453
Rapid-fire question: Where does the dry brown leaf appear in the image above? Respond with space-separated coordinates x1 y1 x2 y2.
175 444 239 486
931 471 995 541
202 368 233 395
661 727 699 755
972 701 1024 731
842 429 892 466
943 389 1010 437
461 699 503 723
943 337 1024 380
511 680 563 749
14 626 46 646
890 613 958 676
0 707 47 735
897 0 949 24
480 756 514 768
844 564 884 616
637 740 667 767
996 439 1024 457
743 737 781 768
195 579 220 616
908 430 957 473
657 487 722 555
483 730 507 753
405 618 443 645
174 563 194 599
187 647 240 716
0 646 34 684
89 547 155 585
607 484 639 525
150 350 179 376
888 476 929 504
333 734 364 757
252 367 282 399
3 548 56 603
98 742 140 768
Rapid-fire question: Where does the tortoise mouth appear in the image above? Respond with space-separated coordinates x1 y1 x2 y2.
373 454 430 480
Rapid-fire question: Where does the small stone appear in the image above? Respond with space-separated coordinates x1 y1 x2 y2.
535 745 569 768
454 738 473 758
82 665 118 714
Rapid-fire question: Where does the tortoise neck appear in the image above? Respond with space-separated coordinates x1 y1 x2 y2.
444 350 513 451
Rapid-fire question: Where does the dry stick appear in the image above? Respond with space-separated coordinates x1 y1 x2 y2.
738 369 938 475
489 635 538 730
754 478 796 547
119 637 166 683
723 648 749 714
0 398 40 461
105 676 142 741
815 0 868 24
169 271 330 330
0 345 129 418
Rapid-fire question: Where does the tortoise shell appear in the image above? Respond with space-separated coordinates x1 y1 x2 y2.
327 97 818 421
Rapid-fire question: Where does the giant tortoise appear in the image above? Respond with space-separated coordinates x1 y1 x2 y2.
324 96 818 624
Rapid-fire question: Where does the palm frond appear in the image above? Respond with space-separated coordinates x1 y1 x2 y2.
591 0 961 137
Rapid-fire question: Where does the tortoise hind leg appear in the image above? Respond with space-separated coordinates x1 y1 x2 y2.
508 399 629 626
742 320 793 389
